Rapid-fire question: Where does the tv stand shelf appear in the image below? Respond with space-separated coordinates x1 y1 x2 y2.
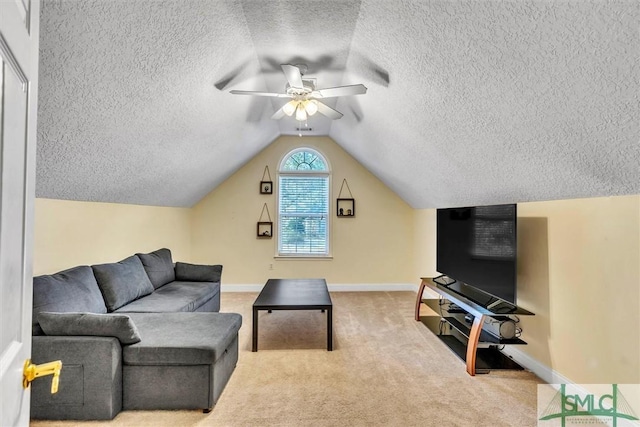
415 277 534 376
423 299 527 345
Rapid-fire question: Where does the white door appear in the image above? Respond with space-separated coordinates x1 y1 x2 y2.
0 0 39 425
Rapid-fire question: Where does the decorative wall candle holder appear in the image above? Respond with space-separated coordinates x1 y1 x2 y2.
257 222 273 238
337 179 356 217
337 198 355 217
260 166 273 194
260 181 272 194
257 203 273 238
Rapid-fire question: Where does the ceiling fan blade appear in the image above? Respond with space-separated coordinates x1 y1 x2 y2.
230 90 290 98
312 84 367 98
271 106 287 120
316 101 343 120
281 64 304 89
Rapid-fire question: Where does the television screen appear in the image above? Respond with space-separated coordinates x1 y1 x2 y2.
436 204 517 304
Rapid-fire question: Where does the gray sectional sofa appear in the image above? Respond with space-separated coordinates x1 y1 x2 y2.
30 248 242 420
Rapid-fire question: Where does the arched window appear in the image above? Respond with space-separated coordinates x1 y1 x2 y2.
278 148 330 256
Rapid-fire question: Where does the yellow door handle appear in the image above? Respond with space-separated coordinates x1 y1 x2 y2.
23 359 62 394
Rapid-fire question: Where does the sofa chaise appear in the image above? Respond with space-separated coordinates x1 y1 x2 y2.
30 248 241 420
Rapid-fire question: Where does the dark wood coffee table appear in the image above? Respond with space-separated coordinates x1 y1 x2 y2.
252 278 333 352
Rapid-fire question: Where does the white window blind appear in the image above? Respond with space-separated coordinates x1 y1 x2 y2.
278 175 329 255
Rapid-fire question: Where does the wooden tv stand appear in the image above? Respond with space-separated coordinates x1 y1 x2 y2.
415 277 534 376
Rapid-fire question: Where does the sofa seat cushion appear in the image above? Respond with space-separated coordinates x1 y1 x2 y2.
114 281 219 313
32 266 108 335
136 248 175 290
92 256 155 312
123 312 242 365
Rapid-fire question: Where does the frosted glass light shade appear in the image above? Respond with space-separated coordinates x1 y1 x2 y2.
305 100 318 116
295 104 307 121
283 100 297 116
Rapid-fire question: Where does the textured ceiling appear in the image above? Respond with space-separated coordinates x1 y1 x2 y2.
37 0 639 208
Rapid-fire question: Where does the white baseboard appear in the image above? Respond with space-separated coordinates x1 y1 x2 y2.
221 282 419 293
220 284 263 292
501 346 574 386
329 283 417 292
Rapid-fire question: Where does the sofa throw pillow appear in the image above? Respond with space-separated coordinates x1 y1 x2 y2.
175 262 223 283
32 265 109 336
38 312 141 344
92 255 154 311
136 248 175 289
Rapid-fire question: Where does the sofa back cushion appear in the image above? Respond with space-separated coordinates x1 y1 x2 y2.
175 262 222 283
136 248 175 289
32 265 108 335
92 256 154 311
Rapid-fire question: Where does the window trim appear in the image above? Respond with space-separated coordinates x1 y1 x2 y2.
276 147 332 258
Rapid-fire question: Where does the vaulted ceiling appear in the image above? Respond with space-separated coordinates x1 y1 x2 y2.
36 0 639 208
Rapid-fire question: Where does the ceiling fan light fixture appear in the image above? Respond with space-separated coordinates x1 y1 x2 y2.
305 100 318 116
283 100 297 116
295 104 307 121
230 64 367 121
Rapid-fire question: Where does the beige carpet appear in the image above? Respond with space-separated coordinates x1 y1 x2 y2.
31 291 542 426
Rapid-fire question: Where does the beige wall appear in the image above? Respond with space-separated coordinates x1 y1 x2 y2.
34 198 191 275
413 208 437 279
414 194 640 384
190 136 415 285
517 195 639 384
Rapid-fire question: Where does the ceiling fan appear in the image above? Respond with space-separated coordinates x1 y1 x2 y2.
230 64 367 121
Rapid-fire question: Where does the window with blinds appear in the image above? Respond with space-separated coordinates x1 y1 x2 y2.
278 148 330 256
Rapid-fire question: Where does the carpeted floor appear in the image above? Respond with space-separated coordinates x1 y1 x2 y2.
31 291 543 426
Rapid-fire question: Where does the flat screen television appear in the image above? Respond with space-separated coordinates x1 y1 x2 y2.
436 204 517 305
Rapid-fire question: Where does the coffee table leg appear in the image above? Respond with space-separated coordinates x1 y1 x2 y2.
327 307 333 351
252 307 258 352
